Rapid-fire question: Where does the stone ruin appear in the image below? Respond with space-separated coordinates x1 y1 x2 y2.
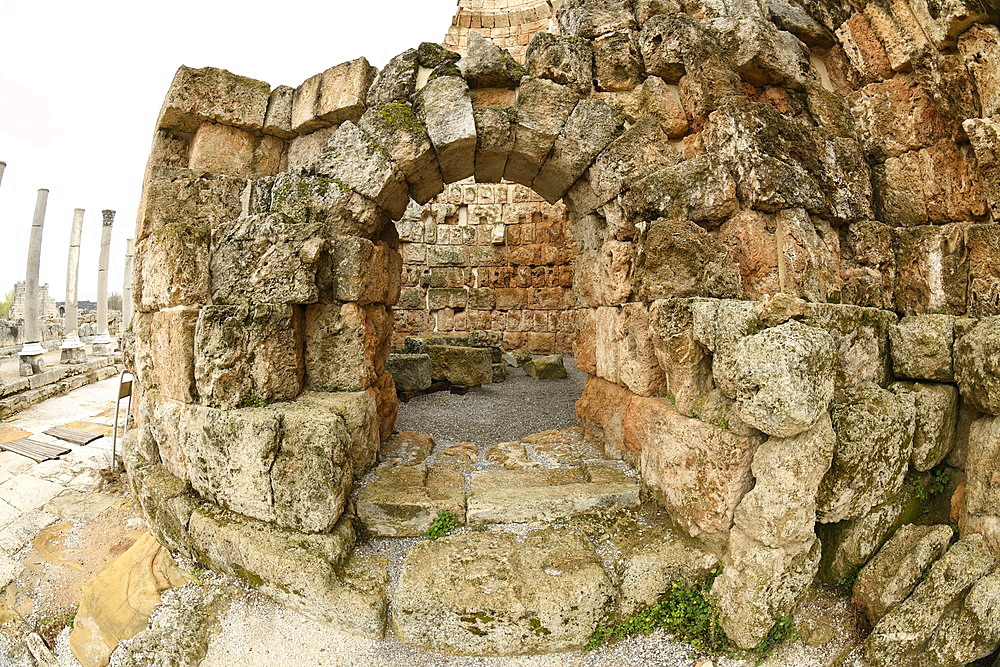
124 0 1000 662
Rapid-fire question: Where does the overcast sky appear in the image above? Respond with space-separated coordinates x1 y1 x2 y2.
0 0 457 303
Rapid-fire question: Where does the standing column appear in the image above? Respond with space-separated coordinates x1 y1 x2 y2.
19 189 48 376
92 209 115 355
121 238 135 333
60 209 87 364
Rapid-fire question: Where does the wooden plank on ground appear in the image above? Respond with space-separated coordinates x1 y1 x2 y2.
1 438 70 463
43 426 102 446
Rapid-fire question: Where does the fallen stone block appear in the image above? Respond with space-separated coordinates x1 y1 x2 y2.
523 354 567 380
387 353 433 393
356 463 465 537
424 345 493 387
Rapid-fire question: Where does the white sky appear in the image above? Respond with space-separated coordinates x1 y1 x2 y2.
0 0 457 302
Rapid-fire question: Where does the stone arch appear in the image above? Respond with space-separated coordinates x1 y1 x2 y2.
126 0 1000 654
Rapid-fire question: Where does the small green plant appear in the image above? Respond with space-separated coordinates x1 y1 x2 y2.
835 566 862 596
188 564 210 586
666 394 677 405
239 394 269 409
427 510 459 540
715 419 729 430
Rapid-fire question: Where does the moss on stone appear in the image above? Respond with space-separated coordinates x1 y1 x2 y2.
375 102 426 136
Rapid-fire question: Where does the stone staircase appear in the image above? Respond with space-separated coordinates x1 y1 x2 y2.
350 427 726 656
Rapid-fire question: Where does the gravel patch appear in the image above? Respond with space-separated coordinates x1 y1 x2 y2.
394 357 586 446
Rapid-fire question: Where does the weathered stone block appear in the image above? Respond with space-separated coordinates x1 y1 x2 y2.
136 167 246 243
523 354 568 380
504 78 580 187
357 463 465 537
135 222 211 311
319 236 401 306
194 304 304 410
967 224 1000 317
359 103 444 205
525 33 593 96
132 308 199 403
556 0 636 38
633 219 740 303
415 76 477 184
461 32 525 89
622 153 739 227
891 382 958 471
367 49 419 108
638 14 716 84
648 299 714 415
473 106 515 184
304 303 392 392
157 66 270 134
211 213 324 305
708 16 811 90
632 399 764 538
955 317 1000 416
961 414 1000 553
587 115 682 206
893 223 970 315
817 383 916 523
387 353 433 392
291 58 377 134
424 345 492 386
853 524 954 624
263 84 296 139
268 168 389 239
393 530 613 655
890 314 957 382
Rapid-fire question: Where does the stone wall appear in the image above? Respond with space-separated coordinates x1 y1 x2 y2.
394 179 575 353
444 0 559 63
11 281 57 320
125 0 1000 654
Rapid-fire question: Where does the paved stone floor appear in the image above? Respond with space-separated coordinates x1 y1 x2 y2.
0 377 126 590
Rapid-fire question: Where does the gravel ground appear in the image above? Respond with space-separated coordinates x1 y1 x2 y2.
394 357 587 446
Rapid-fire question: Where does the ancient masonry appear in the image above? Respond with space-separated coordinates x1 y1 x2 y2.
126 0 1000 663
11 281 57 321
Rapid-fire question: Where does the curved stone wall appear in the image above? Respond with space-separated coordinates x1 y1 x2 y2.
125 0 1000 656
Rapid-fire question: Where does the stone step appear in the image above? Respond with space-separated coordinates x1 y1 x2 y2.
466 464 641 525
356 463 465 537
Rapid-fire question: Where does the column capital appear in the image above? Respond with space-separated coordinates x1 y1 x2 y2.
102 209 116 226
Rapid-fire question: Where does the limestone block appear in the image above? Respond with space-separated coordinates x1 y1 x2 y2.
593 30 644 92
848 74 951 162
891 382 959 471
211 213 324 305
387 353 433 392
269 168 389 239
926 568 1000 665
461 32 525 89
875 141 986 226
393 530 613 655
525 33 593 96
704 98 827 214
817 383 916 523
862 0 930 73
863 535 996 665
715 320 836 438
587 115 682 206
622 153 739 227
416 42 460 70
962 414 1000 553
967 224 1000 317
712 529 821 649
615 527 718 618
638 14 716 84
319 236 401 306
369 370 398 445
359 103 444 206
633 219 741 303
835 12 893 84
963 117 1000 220
304 303 392 392
734 415 836 549
424 345 492 386
190 123 253 177
708 16 811 90
959 25 1000 118
776 210 843 303
533 99 623 204
890 314 957 382
135 222 211 311
366 49 419 107
291 57 377 133
909 0 993 49
817 489 915 584
853 524 954 624
474 106 515 183
716 211 780 299
556 0 636 38
766 0 836 47
186 505 387 638
955 317 1000 415
194 304 304 410
263 85 296 139
523 354 568 380
504 78 580 187
132 308 199 404
157 66 270 134
357 463 465 536
575 376 635 459
893 223 970 315
648 299 714 415
286 126 337 170
633 400 764 538
803 302 896 391
415 76 477 184
136 167 245 243
314 121 408 220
